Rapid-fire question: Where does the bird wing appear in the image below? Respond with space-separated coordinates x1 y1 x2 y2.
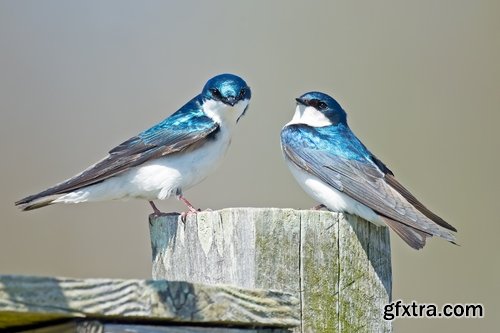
16 97 219 205
281 125 456 242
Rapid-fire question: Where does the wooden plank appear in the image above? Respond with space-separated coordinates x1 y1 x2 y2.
150 208 392 333
0 275 299 330
338 214 392 332
252 209 301 295
299 210 340 333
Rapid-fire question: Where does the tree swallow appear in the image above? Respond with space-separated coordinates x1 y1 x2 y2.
16 73 251 215
281 91 457 249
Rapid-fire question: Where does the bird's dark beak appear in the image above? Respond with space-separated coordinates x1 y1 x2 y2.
295 97 307 106
224 96 237 107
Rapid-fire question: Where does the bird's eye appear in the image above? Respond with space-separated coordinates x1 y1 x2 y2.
309 99 319 108
210 88 222 99
318 101 327 110
239 88 246 98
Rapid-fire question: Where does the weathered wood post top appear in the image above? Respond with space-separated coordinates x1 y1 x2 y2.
150 207 393 333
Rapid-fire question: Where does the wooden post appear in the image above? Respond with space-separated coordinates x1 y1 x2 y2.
149 208 392 333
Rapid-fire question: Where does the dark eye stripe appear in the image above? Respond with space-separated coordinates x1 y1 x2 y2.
309 99 327 110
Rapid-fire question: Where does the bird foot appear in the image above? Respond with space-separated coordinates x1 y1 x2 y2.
179 210 197 223
178 207 214 223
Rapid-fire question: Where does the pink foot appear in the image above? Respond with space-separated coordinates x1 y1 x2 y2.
179 210 198 223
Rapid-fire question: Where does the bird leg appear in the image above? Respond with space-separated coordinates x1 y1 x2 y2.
178 195 199 213
178 195 202 223
149 201 164 215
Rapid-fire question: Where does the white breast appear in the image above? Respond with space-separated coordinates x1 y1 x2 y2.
285 158 386 227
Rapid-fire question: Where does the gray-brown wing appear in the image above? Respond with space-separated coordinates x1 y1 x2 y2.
282 143 455 242
16 118 219 207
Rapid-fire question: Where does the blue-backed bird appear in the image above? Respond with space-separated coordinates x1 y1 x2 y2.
280 91 456 249
16 74 251 215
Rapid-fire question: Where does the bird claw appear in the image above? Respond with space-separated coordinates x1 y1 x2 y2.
179 210 198 223
180 211 188 223
149 198 209 224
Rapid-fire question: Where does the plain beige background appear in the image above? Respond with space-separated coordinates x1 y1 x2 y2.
1 1 499 331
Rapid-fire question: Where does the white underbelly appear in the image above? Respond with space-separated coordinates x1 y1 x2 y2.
55 133 231 203
286 159 385 226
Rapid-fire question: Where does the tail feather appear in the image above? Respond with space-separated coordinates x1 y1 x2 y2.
15 195 60 211
382 216 432 250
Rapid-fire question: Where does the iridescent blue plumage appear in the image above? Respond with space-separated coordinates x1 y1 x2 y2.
140 98 209 141
281 123 373 163
107 95 218 157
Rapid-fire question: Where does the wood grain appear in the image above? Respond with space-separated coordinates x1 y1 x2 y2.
0 275 299 330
